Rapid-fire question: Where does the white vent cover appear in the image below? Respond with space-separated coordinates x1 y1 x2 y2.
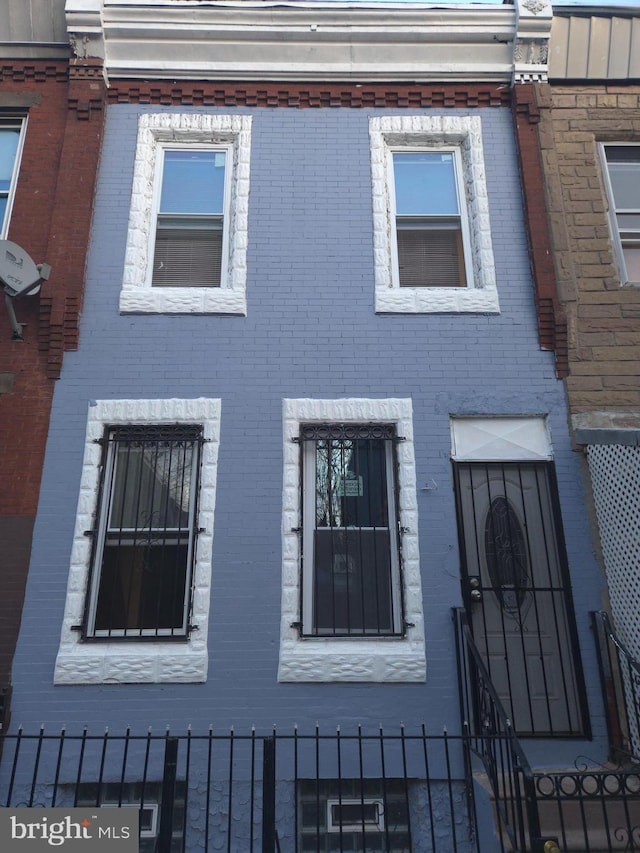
451 416 552 461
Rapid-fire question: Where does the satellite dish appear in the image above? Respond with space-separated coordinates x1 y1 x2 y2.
0 240 51 341
0 240 48 298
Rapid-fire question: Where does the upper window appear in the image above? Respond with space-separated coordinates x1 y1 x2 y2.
0 118 26 238
85 424 203 639
369 116 499 314
120 114 251 315
301 423 403 637
602 144 640 285
392 150 471 289
54 398 221 684
152 149 228 288
279 398 425 683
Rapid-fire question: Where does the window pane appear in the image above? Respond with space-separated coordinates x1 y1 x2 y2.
313 529 393 633
607 161 640 210
315 439 388 528
623 246 640 282
393 151 459 216
109 441 193 531
617 213 640 232
397 222 465 287
0 128 20 191
152 221 223 287
160 150 225 214
95 542 188 631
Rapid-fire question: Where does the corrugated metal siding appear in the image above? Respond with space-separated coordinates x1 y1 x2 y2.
550 13 640 80
0 0 67 53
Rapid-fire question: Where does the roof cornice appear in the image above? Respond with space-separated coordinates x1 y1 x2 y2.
65 0 551 84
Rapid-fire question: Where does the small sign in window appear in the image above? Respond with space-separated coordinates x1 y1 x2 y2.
336 474 363 497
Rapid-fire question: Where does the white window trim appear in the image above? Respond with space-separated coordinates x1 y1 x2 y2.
120 113 251 315
279 398 426 683
369 115 499 314
54 398 221 685
0 116 28 240
599 142 640 288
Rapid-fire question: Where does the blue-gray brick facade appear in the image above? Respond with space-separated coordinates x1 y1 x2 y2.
10 103 606 766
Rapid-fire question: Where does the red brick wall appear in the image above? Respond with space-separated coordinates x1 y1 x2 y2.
0 60 105 693
512 83 568 378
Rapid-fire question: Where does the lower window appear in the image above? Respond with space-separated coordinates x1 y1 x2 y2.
298 779 410 852
279 398 425 683
301 424 403 637
76 781 185 853
85 424 203 639
54 398 220 685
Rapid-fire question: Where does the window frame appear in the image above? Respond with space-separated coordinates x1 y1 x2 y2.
54 398 221 685
101 803 159 839
279 398 426 683
600 142 640 287
120 113 251 315
369 115 499 314
300 425 404 637
149 143 232 290
388 145 474 290
0 116 27 239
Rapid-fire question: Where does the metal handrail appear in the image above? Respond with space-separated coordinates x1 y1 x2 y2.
453 607 542 851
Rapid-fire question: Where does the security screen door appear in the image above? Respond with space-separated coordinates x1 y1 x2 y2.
454 461 586 736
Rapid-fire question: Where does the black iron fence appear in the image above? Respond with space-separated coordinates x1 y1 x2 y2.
592 609 640 765
3 610 640 852
0 725 480 853
534 767 640 852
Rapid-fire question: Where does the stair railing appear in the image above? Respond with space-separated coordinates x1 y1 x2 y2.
592 609 640 765
454 607 549 852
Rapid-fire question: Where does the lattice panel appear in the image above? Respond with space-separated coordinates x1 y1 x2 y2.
587 444 640 655
588 444 640 757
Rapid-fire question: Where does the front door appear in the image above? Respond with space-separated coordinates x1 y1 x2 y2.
454 461 587 736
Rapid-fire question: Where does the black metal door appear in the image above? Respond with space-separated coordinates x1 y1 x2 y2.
454 461 588 736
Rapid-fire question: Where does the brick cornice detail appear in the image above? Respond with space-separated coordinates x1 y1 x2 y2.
108 81 511 109
513 82 568 378
68 60 106 120
0 63 68 84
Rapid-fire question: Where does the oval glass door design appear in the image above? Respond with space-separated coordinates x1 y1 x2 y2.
455 462 587 737
484 496 530 618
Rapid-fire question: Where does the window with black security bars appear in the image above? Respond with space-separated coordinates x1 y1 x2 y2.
84 424 203 640
300 424 403 637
